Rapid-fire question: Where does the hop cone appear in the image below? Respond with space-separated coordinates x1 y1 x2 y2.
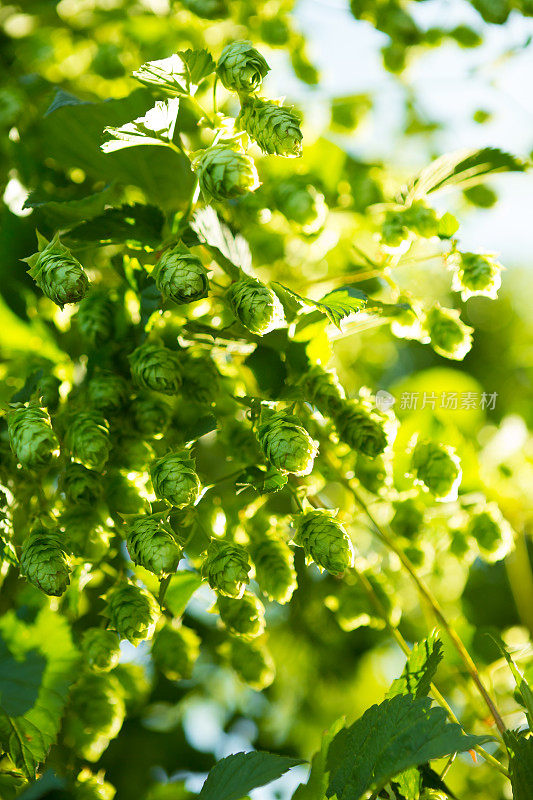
131 395 171 437
227 637 275 690
20 525 71 596
129 342 182 395
299 365 345 417
104 582 160 645
193 145 260 201
151 624 201 680
66 412 110 472
153 248 209 304
250 534 297 604
150 453 201 509
217 591 265 638
333 400 388 458
60 508 110 561
226 275 284 335
37 374 61 410
411 440 462 499
216 40 270 92
61 462 101 505
257 410 318 476
354 452 390 495
327 573 396 632
111 435 154 472
7 404 59 469
448 250 503 300
64 673 125 762
125 515 182 576
424 305 473 361
294 510 354 575
76 292 115 346
467 504 513 562
82 628 121 672
25 233 89 307
390 497 424 539
274 178 327 232
238 96 303 157
88 372 129 415
181 352 220 405
74 770 115 800
201 539 251 598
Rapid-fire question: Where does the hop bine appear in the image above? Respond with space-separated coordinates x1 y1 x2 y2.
216 40 270 93
20 525 71 596
66 412 110 472
226 275 285 335
125 514 182 576
257 409 318 476
411 439 462 500
7 403 60 469
217 591 266 638
201 539 251 598
249 533 297 604
333 399 388 458
129 342 182 395
103 582 160 645
238 96 303 157
153 247 209 305
150 452 201 509
23 232 89 307
293 509 355 575
193 145 260 201
151 623 201 680
81 628 121 672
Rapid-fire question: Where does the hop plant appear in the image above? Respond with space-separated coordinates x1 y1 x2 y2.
238 96 303 157
257 409 318 476
60 462 102 505
153 247 209 304
24 232 89 307
129 342 182 395
411 439 462 500
217 591 266 638
299 365 345 417
201 539 251 598
390 497 425 539
226 275 284 335
193 145 260 201
333 400 388 458
104 582 160 645
448 250 503 300
293 510 355 575
467 503 513 562
151 623 201 680
88 372 129 415
131 395 171 438
216 41 270 92
7 403 59 469
76 292 115 346
63 673 125 762
249 533 297 604
60 508 110 561
150 452 201 509
81 628 121 672
66 412 110 472
274 178 327 233
37 374 61 410
20 525 71 596
226 637 275 690
424 305 473 360
125 515 182 576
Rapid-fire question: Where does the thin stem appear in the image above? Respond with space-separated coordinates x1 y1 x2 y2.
213 76 219 115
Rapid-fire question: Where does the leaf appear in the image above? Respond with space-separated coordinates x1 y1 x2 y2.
292 717 345 800
133 50 215 97
272 284 367 330
44 90 86 116
386 632 443 700
198 751 304 800
498 642 533 728
179 49 216 92
0 608 79 778
236 465 288 494
16 770 66 800
404 147 527 201
102 97 180 152
326 694 492 800
191 206 251 278
505 730 533 800
164 571 203 618
67 203 165 246
23 184 118 228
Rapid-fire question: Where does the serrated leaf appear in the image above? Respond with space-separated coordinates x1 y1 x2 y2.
387 632 443 700
198 751 304 800
0 536 18 567
23 184 118 228
102 98 180 153
404 147 527 201
498 643 533 729
68 204 165 246
0 608 79 778
164 571 203 618
272 284 367 330
179 49 216 91
292 717 345 800
505 730 533 800
236 465 288 494
133 50 215 97
326 694 492 800
191 206 251 278
44 90 86 116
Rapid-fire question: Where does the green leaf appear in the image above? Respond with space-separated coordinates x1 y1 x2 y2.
505 730 533 800
386 632 443 700
164 571 203 618
16 770 66 800
404 147 527 201
67 203 165 246
326 694 492 800
198 751 304 800
292 717 344 800
191 206 251 277
179 49 216 92
102 97 180 152
0 608 79 778
236 465 288 494
272 284 367 330
23 184 118 228
498 642 533 728
133 50 215 96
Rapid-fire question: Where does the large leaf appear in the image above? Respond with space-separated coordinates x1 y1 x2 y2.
272 283 367 330
0 608 79 778
191 206 251 278
326 694 492 800
67 203 165 246
387 632 443 700
505 730 533 800
292 717 344 800
101 98 180 152
23 184 118 228
198 751 304 800
164 571 203 618
133 50 215 97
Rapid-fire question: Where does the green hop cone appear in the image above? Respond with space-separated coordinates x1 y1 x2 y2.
61 462 102 505
448 250 503 300
325 571 397 632
20 525 71 596
226 636 275 690
88 372 129 415
193 145 260 202
76 291 115 346
293 509 355 575
111 435 154 472
424 305 473 361
150 452 201 509
403 200 439 237
129 342 182 395
201 539 251 598
63 673 125 762
216 40 270 93
74 770 116 800
104 582 160 645
411 439 462 500
390 497 425 539
333 399 388 458
153 248 209 305
249 533 297 604
181 351 220 405
217 591 265 638
125 514 182 576
299 365 345 417
257 409 318 476
226 275 284 335
66 412 110 472
274 178 327 233
467 503 513 562
81 628 121 672
37 374 61 410
151 623 201 680
24 232 89 307
60 508 111 561
131 395 171 438
354 452 390 494
238 96 303 157
7 403 60 469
